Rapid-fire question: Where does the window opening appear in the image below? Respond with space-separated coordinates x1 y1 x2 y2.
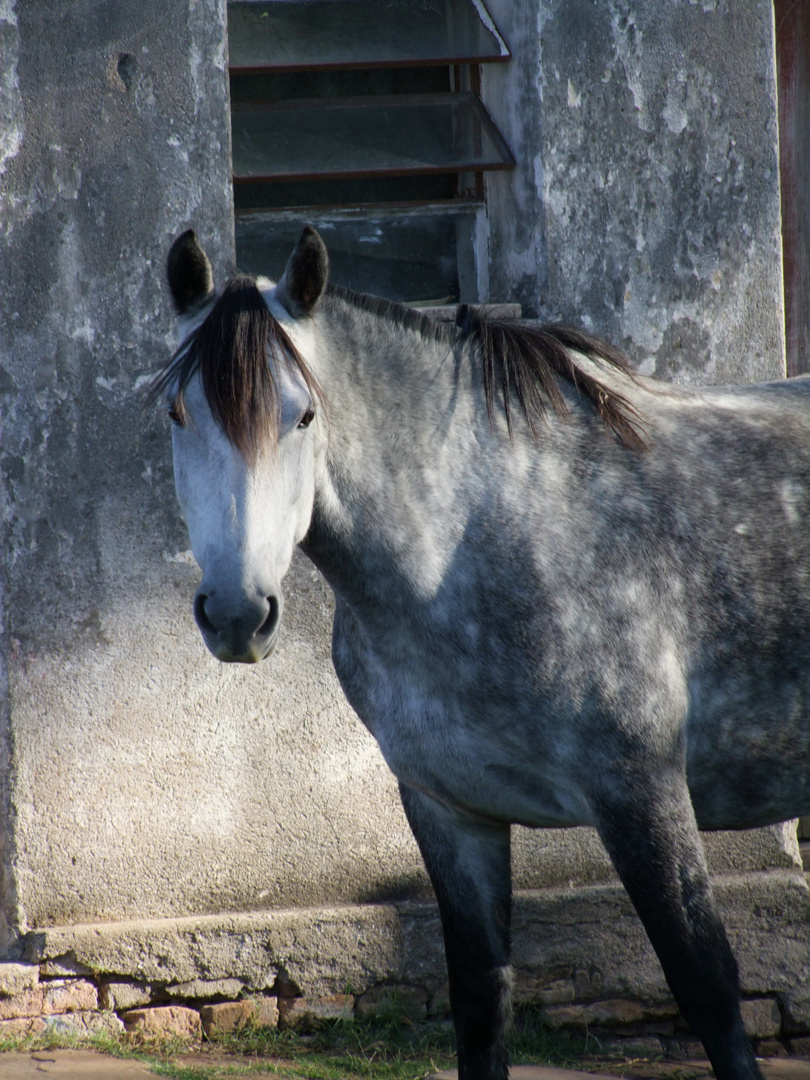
227 0 513 305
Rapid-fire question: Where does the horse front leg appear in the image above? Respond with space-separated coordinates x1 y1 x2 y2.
399 783 512 1080
590 762 762 1080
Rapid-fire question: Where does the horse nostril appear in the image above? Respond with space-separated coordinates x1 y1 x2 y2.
194 593 216 635
259 595 280 638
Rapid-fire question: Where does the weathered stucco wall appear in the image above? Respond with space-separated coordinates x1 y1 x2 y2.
483 0 785 383
0 0 431 945
0 0 804 1020
0 0 238 940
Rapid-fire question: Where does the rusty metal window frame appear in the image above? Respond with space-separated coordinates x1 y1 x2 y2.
227 0 513 303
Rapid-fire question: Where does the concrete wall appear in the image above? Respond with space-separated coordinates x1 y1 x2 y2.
0 0 435 944
0 0 805 1025
0 0 236 941
483 0 785 383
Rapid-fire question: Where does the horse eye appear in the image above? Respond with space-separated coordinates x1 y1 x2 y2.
298 406 315 429
168 402 184 426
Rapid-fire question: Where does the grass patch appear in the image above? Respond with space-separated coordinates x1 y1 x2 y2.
177 1009 589 1080
201 1016 456 1080
511 1009 590 1067
0 1008 593 1080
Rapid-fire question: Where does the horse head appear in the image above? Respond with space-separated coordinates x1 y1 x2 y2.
160 227 328 662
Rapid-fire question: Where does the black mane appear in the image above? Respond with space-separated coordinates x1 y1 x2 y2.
328 284 646 450
458 306 646 450
151 276 645 456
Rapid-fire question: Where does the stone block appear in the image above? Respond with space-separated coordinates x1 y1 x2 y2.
740 997 781 1038
789 1036 810 1054
662 1036 706 1061
42 979 98 1015
625 1036 666 1058
0 963 39 998
755 1039 789 1057
121 1005 202 1041
26 905 405 998
598 1036 663 1059
199 1001 248 1037
39 955 94 977
250 997 280 1029
200 996 279 1037
779 993 810 1035
43 1010 126 1036
0 1016 46 1035
0 986 44 1020
572 968 605 1002
535 978 575 1006
278 994 354 1029
514 964 601 1007
166 978 244 1000
355 985 428 1021
539 997 678 1031
99 982 152 1012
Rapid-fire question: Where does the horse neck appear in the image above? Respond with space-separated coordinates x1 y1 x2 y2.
303 295 470 602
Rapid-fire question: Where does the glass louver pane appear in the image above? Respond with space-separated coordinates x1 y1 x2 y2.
235 210 479 304
231 93 514 181
227 0 510 72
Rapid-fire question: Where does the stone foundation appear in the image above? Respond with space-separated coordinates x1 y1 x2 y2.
1 874 808 1056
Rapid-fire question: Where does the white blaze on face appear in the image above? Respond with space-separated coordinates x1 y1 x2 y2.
169 286 319 612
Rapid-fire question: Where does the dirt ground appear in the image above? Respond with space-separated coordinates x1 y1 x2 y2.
4 1047 810 1080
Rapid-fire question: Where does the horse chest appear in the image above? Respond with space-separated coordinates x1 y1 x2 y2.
330 600 592 827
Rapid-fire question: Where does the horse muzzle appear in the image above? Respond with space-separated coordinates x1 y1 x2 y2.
193 587 283 663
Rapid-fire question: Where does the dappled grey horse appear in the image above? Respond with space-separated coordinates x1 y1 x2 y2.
153 226 810 1080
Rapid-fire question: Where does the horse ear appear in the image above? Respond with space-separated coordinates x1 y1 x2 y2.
276 226 329 317
167 229 214 315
